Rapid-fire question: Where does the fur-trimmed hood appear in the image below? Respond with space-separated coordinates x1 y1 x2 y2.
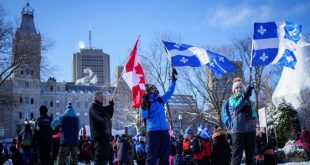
212 130 227 141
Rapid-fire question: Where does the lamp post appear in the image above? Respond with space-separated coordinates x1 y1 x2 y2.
178 114 183 134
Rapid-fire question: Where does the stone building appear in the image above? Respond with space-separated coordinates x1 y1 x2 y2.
0 3 120 139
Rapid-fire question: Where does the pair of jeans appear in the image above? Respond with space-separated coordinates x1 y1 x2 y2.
93 134 111 165
231 132 256 165
56 145 78 165
37 142 52 165
146 130 170 165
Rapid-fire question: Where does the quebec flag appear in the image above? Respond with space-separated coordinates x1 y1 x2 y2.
183 126 193 139
197 124 211 141
252 21 303 69
132 133 140 144
163 41 235 77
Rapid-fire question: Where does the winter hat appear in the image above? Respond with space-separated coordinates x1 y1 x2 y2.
66 102 72 109
93 91 103 99
212 127 227 141
39 105 48 115
145 84 158 94
232 77 244 92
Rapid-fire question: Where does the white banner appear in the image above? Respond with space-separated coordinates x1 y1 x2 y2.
258 108 267 127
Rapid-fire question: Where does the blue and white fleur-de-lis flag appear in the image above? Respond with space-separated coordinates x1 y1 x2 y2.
197 124 211 141
132 133 140 144
163 41 235 77
252 21 304 69
183 126 193 139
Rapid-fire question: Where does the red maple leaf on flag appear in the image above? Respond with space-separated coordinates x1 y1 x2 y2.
122 38 146 108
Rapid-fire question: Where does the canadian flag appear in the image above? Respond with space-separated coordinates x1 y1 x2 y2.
122 38 146 108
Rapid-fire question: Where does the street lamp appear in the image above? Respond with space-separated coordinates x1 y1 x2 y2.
178 114 183 134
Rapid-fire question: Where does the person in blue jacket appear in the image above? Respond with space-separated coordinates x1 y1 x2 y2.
140 68 177 165
221 77 257 165
51 102 81 165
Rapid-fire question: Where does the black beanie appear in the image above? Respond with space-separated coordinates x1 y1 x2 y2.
39 105 48 115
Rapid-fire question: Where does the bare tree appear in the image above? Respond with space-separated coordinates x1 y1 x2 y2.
232 37 281 111
177 45 236 126
140 32 182 130
0 5 13 85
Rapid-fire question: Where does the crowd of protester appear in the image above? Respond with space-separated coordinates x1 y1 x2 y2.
1 73 310 165
1 121 310 165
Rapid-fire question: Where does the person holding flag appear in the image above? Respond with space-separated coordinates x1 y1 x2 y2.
140 68 178 165
192 125 212 165
89 91 114 165
221 77 257 165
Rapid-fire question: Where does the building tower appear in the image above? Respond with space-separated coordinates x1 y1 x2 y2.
12 3 41 81
72 31 110 86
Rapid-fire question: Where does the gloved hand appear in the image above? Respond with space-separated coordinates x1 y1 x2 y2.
171 68 178 81
141 94 149 110
109 100 114 107
243 85 254 99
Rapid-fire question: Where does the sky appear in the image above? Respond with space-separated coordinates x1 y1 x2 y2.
1 0 310 83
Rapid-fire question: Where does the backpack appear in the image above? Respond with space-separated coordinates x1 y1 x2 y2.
135 142 146 160
221 100 231 129
21 131 32 146
81 141 92 155
183 139 190 151
190 136 202 154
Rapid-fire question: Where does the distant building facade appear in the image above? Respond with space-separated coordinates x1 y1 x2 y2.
72 48 110 87
0 3 118 138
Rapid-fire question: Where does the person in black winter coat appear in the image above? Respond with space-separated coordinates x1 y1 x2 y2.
117 134 132 165
33 105 53 165
89 91 114 165
211 128 231 165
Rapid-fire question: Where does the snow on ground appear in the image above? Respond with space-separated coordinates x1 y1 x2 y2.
278 162 310 165
77 161 310 165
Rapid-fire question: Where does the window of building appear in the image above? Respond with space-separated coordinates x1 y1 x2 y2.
77 102 80 108
19 96 23 103
19 112 22 119
25 97 29 104
25 82 30 88
56 100 60 108
44 100 48 106
30 98 34 104
50 101 53 107
50 86 54 91
20 70 24 75
30 112 34 120
0 127 4 137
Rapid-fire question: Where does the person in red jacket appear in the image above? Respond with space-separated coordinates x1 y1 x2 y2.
193 136 212 165
300 127 310 160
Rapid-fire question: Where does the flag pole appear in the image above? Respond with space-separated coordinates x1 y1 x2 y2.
249 38 254 85
110 69 125 101
162 40 174 131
